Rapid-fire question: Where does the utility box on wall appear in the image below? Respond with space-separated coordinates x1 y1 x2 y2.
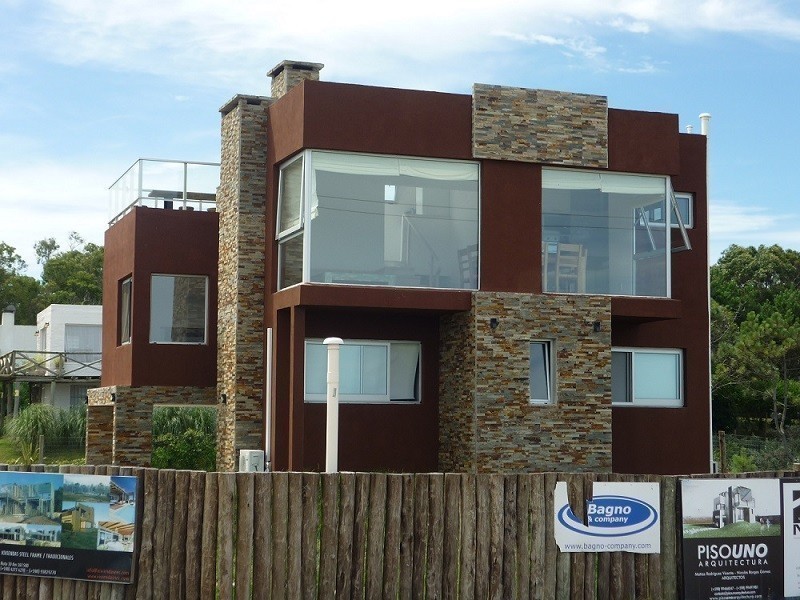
239 449 265 472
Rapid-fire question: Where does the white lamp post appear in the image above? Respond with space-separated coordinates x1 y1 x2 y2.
323 337 343 473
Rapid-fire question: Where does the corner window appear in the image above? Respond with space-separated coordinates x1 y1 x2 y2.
542 169 691 297
149 275 208 344
304 340 421 403
277 151 480 291
119 277 132 345
612 348 683 407
529 341 554 404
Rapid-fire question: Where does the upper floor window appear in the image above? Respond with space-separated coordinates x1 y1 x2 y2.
304 340 421 403
149 275 208 344
542 169 688 297
277 151 480 291
119 277 132 345
65 324 102 360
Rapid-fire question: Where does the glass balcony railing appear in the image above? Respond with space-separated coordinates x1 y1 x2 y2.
108 159 220 225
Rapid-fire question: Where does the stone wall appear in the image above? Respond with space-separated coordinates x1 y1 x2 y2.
439 292 612 473
472 84 608 168
87 385 216 467
217 96 272 471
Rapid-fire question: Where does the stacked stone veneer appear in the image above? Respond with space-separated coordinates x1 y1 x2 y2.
86 385 215 466
268 61 324 99
216 96 272 471
472 84 608 168
439 292 612 473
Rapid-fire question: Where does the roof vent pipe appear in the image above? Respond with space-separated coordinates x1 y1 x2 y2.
699 113 711 136
686 125 694 134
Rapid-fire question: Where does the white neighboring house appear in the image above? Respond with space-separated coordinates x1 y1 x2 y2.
36 305 102 410
0 306 36 356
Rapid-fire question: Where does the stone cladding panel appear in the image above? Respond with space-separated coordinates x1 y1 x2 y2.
438 306 477 472
473 84 608 168
217 96 272 471
269 62 323 99
439 292 612 473
87 385 215 467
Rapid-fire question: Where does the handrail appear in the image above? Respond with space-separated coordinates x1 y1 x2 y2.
0 350 101 380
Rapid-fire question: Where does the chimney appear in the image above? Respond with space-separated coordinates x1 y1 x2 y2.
1 305 15 327
699 113 711 136
267 60 324 99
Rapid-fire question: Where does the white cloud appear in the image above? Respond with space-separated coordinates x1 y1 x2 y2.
13 0 799 92
708 200 800 262
0 160 109 276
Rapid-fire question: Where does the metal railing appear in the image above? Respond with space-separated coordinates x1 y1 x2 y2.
0 351 101 381
108 158 220 225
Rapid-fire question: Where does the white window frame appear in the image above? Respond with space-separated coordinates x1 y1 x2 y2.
529 340 554 404
304 339 421 404
672 192 693 229
612 347 683 407
149 274 209 345
276 153 305 240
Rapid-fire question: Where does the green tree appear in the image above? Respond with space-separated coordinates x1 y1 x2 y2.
0 242 41 325
38 238 103 305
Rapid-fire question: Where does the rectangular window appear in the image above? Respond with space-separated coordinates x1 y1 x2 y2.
119 277 132 345
304 340 421 403
277 151 480 291
673 193 693 229
69 385 90 409
277 155 305 289
66 324 102 362
529 341 553 404
612 348 683 407
543 169 683 297
149 275 208 344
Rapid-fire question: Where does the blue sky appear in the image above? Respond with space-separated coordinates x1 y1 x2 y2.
2 0 800 274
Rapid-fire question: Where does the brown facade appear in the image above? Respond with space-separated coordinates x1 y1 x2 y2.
96 66 710 475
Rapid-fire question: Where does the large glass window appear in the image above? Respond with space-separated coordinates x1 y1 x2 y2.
612 348 683 407
543 169 674 297
150 275 208 344
304 340 421 403
277 151 480 290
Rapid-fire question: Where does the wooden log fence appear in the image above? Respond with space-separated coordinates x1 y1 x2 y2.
0 465 796 599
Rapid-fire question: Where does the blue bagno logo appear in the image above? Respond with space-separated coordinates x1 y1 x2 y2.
556 494 658 538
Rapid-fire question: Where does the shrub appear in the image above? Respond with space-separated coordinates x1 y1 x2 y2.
151 406 217 471
4 404 57 449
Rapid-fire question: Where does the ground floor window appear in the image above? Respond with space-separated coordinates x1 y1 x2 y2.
612 347 683 407
529 340 554 404
304 340 421 403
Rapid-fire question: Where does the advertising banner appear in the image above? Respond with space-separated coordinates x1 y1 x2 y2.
553 481 660 553
783 479 800 599
0 472 138 583
681 478 782 600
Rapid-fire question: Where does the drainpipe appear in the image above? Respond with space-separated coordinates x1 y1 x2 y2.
324 337 343 473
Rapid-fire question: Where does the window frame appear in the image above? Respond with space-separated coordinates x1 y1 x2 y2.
303 339 422 404
672 192 693 229
529 340 555 404
611 347 683 408
119 277 132 346
276 153 305 240
148 273 209 345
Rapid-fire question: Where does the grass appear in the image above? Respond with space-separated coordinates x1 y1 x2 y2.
683 521 780 538
0 435 85 465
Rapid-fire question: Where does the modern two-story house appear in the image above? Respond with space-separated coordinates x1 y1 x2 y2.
89 61 711 475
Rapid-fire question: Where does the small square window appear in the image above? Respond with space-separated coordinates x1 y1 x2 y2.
150 275 208 344
529 341 553 404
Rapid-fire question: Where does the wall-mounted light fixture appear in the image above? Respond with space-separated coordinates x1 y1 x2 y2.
221 393 227 405
489 318 500 330
593 320 602 333
110 392 116 403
